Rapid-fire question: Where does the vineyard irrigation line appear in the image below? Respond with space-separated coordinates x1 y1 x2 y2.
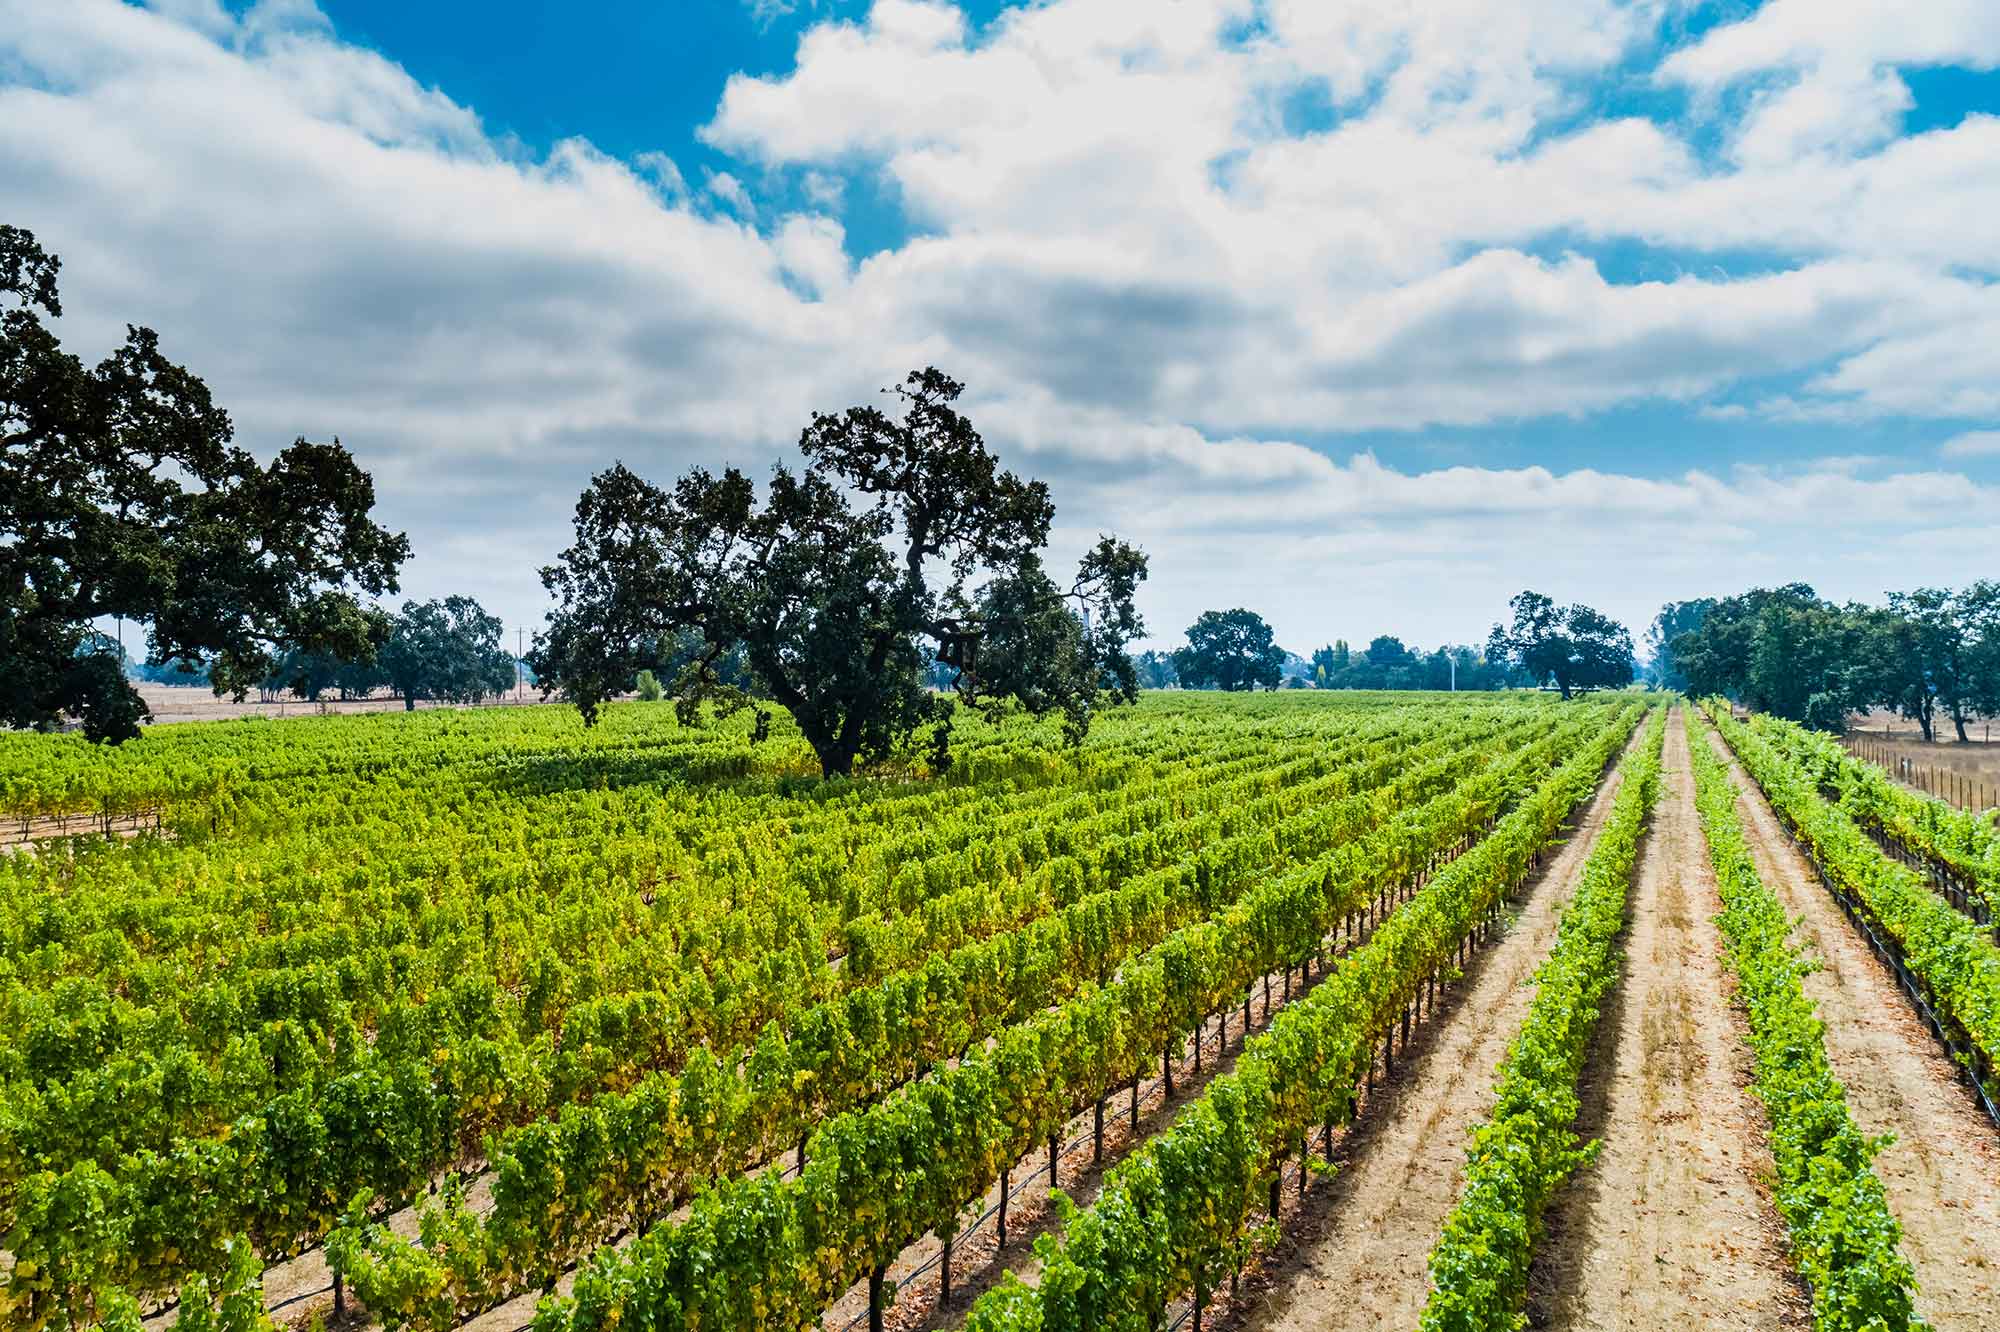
1857 821 1999 944
1794 832 2000 1131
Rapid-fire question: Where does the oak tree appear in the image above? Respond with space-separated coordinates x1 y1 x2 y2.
1171 608 1285 691
1486 591 1634 699
0 225 408 740
531 368 1147 777
379 596 518 709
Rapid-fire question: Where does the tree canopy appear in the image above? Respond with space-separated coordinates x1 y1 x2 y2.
531 368 1147 777
0 224 408 740
1644 598 1713 691
1669 582 2000 737
1172 608 1285 691
380 596 518 709
1486 591 1635 699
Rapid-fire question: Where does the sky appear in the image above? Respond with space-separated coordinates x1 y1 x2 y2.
4 0 1999 656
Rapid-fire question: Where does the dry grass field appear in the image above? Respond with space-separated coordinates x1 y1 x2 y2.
132 682 548 724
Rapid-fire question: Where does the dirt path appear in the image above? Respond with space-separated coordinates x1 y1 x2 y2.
1226 733 1635 1332
1705 721 2000 1326
1532 708 1808 1331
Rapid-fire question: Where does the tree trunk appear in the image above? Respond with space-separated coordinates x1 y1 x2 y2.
1955 711 1971 743
403 695 416 712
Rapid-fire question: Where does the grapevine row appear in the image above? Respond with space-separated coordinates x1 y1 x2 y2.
1687 710 1921 1330
519 704 1642 1332
4 709 1538 1322
947 704 1643 1332
1419 706 1665 1330
1741 713 1998 924
1705 702 2000 1107
326 709 1573 1330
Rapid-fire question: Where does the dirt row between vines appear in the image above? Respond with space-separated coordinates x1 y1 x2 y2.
1703 721 2000 1327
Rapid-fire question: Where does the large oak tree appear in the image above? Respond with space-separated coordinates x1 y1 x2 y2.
0 226 409 740
531 368 1147 777
1486 591 1634 699
1172 608 1285 691
380 596 518 710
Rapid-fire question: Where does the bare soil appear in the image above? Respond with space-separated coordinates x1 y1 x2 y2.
1531 708 1809 1331
1847 708 2000 750
1705 723 2000 1326
130 683 549 726
1220 731 1636 1332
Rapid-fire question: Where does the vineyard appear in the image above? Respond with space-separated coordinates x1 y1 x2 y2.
2 690 1998 1332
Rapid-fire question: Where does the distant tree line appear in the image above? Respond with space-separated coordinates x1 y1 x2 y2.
1652 582 2000 738
1139 592 1636 696
138 595 527 709
1306 638 1524 691
258 596 520 708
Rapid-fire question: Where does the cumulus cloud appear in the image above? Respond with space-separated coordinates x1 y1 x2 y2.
1942 430 2000 458
1661 0 2000 164
3 0 1998 650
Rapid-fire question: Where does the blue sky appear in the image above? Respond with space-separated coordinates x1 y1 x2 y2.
4 0 1999 650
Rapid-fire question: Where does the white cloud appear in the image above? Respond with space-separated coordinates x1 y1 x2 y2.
704 168 758 217
1661 0 2000 166
631 151 687 200
773 213 851 297
1661 0 2000 86
1941 430 2000 458
4 0 1999 651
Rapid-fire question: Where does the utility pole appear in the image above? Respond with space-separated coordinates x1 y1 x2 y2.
1449 655 1456 691
517 627 525 702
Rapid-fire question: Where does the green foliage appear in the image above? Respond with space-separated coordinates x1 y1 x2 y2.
379 596 517 709
1171 608 1285 692
1311 642 1515 692
1744 712 1999 918
1707 702 2000 1102
1665 583 2000 737
1644 598 1713 690
950 704 1644 1332
0 693 1586 1324
0 224 409 742
1421 707 1665 1332
529 368 1147 777
1486 590 1635 699
336 706 1581 1330
525 702 1642 1332
1130 649 1177 689
634 669 665 702
1687 710 1923 1330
